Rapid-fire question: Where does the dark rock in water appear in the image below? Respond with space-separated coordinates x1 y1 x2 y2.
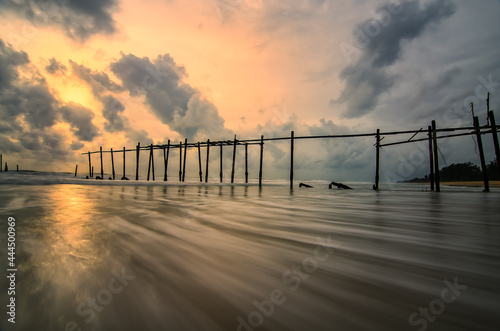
109 177 113 180
86 176 89 179
121 176 130 180
299 183 313 188
329 181 352 189
96 176 103 180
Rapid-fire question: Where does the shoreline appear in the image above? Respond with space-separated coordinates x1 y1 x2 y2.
407 181 500 188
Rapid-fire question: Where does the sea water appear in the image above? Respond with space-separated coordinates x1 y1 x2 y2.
0 172 499 331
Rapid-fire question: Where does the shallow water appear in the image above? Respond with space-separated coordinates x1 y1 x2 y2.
0 175 500 330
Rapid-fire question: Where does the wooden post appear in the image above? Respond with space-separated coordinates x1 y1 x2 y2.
100 146 104 178
16 165 19 172
198 142 203 182
111 148 115 179
290 131 294 189
179 141 183 181
151 145 155 181
182 138 187 182
164 140 170 181
4 162 7 172
374 129 380 190
474 116 490 192
489 111 500 167
88 151 92 177
432 120 440 192
74 165 78 177
428 126 435 191
91 166 94 177
220 142 223 183
135 142 140 180
259 135 264 187
245 143 248 184
122 147 126 179
205 139 210 183
231 135 237 184
147 144 153 181
0 154 2 172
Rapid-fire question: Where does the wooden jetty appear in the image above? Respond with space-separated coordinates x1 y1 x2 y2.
81 103 500 192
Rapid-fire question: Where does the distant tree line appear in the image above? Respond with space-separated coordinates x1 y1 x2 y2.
406 160 499 182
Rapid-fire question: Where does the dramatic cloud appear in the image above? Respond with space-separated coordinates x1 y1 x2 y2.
2 0 119 41
70 60 123 95
59 102 99 141
335 0 457 118
111 53 232 140
0 39 29 91
100 94 126 133
45 58 67 75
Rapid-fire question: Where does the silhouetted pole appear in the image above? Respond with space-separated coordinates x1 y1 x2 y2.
4 162 7 172
91 166 94 177
136 142 140 180
182 138 187 182
0 154 2 172
198 142 203 182
16 165 18 172
489 111 500 170
432 120 440 192
111 148 115 179
205 139 210 183
164 140 170 181
259 135 264 187
122 147 126 179
374 129 380 190
88 152 92 177
74 165 78 177
100 146 104 178
290 131 294 189
147 144 153 181
428 126 434 191
473 115 489 192
220 142 223 183
179 141 183 181
245 143 248 184
231 135 237 184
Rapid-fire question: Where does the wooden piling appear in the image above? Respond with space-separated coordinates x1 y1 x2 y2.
136 142 140 180
100 146 104 178
122 147 126 179
428 126 434 191
88 151 92 177
16 165 19 172
220 142 223 183
290 131 294 189
147 144 153 181
259 135 264 187
374 129 380 190
245 143 248 184
0 154 2 172
179 141 183 181
91 166 94 177
111 148 115 180
231 135 237 184
164 140 170 181
205 139 210 183
489 111 500 168
4 162 7 172
74 165 78 177
474 116 490 192
198 142 203 182
432 121 440 192
182 138 187 182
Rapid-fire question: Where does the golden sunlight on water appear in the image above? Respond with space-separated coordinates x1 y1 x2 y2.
0 183 499 331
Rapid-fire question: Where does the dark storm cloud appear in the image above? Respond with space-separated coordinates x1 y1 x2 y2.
70 60 122 94
110 53 232 140
2 0 119 41
59 102 99 141
101 94 126 132
335 0 457 118
45 58 67 75
0 39 29 91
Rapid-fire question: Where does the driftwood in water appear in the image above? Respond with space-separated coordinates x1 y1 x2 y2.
329 181 352 189
299 183 313 188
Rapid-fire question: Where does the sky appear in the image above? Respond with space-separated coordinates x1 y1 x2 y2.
0 0 500 183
